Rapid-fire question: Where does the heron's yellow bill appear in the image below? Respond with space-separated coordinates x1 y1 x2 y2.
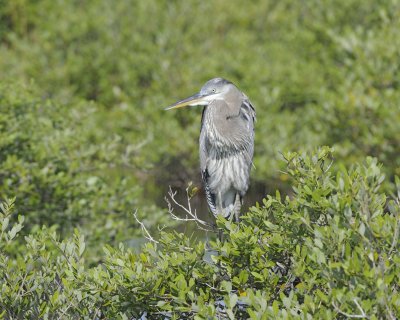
165 93 209 110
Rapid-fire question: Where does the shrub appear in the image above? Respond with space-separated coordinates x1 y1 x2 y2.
0 81 172 262
1 148 398 318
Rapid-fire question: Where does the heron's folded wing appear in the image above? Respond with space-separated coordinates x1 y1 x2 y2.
200 107 217 215
239 99 256 166
201 169 217 215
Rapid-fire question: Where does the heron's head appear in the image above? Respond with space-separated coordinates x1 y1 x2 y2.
165 78 236 110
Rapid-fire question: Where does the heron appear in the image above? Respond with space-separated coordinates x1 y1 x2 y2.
165 78 256 223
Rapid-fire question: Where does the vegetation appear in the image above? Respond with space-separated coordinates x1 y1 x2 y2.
1 149 399 318
0 0 399 318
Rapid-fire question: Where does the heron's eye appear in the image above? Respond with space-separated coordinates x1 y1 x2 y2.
212 88 216 93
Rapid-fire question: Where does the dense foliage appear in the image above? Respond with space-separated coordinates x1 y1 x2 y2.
0 82 172 261
1 149 399 318
1 0 400 318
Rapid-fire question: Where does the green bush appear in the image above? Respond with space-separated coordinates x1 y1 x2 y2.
1 0 400 318
0 81 172 262
1 149 399 318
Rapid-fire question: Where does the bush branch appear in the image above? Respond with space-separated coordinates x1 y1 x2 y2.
165 186 214 232
133 210 159 244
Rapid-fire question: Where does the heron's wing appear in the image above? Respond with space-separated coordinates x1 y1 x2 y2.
200 107 217 215
239 98 256 165
201 169 217 215
240 98 256 133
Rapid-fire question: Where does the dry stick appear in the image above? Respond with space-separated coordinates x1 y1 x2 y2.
353 299 368 318
133 211 159 244
166 186 215 232
389 197 400 256
332 300 368 319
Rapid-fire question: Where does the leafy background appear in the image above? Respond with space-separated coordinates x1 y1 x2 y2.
0 0 399 318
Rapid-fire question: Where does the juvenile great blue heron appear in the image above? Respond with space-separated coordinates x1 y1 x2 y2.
166 78 256 222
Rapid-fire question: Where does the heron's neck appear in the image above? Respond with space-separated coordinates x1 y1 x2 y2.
204 100 242 148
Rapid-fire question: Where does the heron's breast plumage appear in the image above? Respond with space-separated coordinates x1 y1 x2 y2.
201 112 252 196
206 147 250 195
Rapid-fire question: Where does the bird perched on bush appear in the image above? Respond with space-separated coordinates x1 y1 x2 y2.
166 78 256 222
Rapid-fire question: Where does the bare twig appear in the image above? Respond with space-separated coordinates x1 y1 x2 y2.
353 299 367 318
133 211 159 244
389 197 400 257
389 219 399 257
323 158 334 173
332 299 368 319
48 234 77 271
165 186 215 232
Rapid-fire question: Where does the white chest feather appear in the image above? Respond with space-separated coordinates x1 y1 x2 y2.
206 148 250 195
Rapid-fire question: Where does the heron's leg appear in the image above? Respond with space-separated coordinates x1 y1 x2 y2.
234 193 242 222
216 191 223 215
216 191 224 242
218 229 224 242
